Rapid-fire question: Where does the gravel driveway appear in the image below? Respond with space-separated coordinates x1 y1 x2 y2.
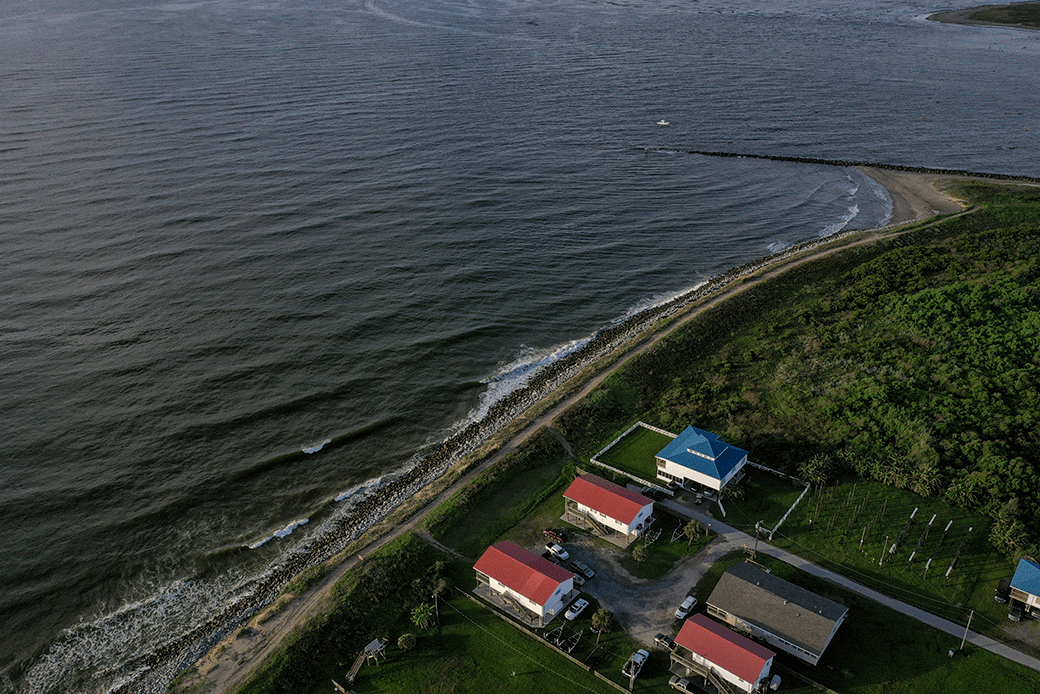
565 534 735 647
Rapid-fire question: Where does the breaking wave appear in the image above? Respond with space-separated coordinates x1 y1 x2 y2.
301 438 331 454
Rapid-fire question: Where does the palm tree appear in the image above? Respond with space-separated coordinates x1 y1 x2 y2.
684 519 701 547
411 602 436 630
591 608 613 644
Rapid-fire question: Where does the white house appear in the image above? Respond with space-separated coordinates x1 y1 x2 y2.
671 613 775 694
562 474 654 546
1010 557 1040 616
473 541 575 626
656 425 748 493
707 562 848 666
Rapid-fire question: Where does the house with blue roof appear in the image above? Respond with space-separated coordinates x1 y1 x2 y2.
655 425 748 493
1009 557 1040 617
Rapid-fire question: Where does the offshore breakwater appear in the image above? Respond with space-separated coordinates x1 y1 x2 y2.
650 149 1040 185
118 191 899 694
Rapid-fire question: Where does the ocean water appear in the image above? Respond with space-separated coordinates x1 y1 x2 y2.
0 0 1037 691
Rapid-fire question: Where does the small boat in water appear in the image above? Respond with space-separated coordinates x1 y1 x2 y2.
657 119 670 126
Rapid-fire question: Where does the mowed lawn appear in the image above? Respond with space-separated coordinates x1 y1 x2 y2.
594 424 674 482
722 466 808 532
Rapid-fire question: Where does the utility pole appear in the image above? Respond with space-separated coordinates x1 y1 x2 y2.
960 610 974 651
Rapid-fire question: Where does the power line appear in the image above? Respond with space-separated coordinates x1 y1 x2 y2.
443 593 612 694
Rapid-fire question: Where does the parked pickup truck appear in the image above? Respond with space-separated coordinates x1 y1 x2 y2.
569 559 595 579
674 595 697 620
545 543 570 561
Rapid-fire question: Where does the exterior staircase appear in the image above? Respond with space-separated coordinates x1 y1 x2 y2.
567 502 614 537
706 666 737 694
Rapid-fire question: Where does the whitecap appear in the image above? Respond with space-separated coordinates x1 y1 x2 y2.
819 201 859 237
246 518 310 549
273 518 308 538
302 438 331 454
467 336 592 421
334 474 385 502
456 277 712 432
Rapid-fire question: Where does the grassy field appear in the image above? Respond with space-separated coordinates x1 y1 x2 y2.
771 477 1021 637
722 466 808 532
969 1 1040 27
424 428 572 558
594 423 674 482
490 481 570 550
715 468 1026 646
351 592 634 694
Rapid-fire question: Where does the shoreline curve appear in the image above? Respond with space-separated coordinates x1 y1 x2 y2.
133 166 1026 694
928 2 1040 30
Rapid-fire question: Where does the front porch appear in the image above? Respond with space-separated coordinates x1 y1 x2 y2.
472 582 578 629
670 650 741 694
561 498 651 548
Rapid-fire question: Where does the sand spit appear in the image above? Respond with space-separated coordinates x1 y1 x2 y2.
929 2 1040 31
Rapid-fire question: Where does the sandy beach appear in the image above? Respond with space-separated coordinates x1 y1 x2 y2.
166 169 972 694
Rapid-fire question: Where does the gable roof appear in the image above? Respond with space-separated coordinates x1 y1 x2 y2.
473 541 573 606
707 562 848 657
563 474 653 525
676 614 774 683
1011 558 1040 596
656 426 747 481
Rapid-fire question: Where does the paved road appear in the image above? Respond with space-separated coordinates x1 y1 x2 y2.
659 499 1040 673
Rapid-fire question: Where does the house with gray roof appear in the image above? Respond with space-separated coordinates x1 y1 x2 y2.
655 425 748 493
706 562 848 665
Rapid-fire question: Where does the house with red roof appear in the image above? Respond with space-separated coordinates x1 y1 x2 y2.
473 541 576 626
671 614 775 694
561 473 654 547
